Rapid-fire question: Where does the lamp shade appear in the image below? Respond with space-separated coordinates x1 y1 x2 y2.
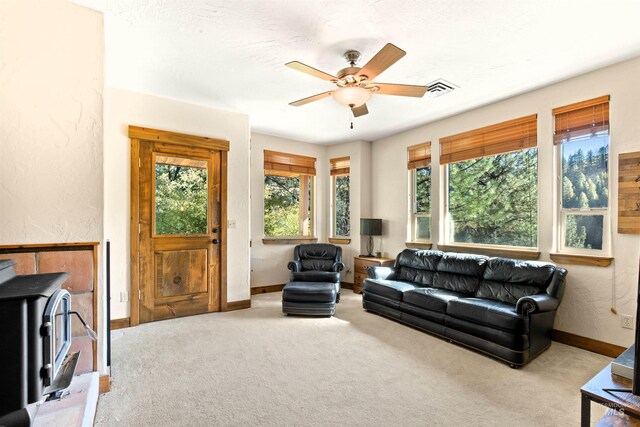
360 218 382 236
333 87 372 107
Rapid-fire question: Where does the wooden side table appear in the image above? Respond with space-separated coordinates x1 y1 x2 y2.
353 256 394 294
580 363 640 426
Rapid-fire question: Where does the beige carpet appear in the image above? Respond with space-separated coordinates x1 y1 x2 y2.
95 291 610 426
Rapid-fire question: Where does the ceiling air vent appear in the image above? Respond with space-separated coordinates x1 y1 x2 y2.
426 79 458 98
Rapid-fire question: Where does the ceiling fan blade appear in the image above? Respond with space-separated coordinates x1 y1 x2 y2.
356 43 406 81
289 91 334 107
285 61 337 81
371 83 429 97
351 103 369 117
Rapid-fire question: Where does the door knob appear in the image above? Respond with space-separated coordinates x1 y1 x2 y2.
212 239 220 244
212 227 220 233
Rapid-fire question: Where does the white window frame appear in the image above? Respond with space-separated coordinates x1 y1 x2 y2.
408 167 431 243
330 173 350 238
556 137 610 256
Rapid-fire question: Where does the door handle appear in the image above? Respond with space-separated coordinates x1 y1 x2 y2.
212 227 220 233
212 239 220 244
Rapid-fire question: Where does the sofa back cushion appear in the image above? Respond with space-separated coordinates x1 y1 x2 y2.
396 249 443 286
475 258 557 304
432 253 489 294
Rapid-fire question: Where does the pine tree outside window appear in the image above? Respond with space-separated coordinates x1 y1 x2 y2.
263 150 315 238
554 96 610 255
330 157 350 238
440 115 538 248
407 143 432 242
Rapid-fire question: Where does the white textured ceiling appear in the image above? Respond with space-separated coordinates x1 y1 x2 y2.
105 0 640 144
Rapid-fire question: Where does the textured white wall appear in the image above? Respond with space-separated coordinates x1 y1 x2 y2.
326 140 372 280
250 133 328 288
372 56 640 347
0 0 104 244
104 87 251 319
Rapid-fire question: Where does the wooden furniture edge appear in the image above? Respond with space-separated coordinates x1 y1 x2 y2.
328 238 351 244
262 237 319 245
110 317 131 330
251 284 286 295
99 374 110 394
405 241 433 249
225 299 251 311
341 282 354 290
549 253 613 267
0 242 99 253
552 329 625 358
436 244 541 260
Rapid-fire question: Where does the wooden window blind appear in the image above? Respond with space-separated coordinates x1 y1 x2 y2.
552 95 610 145
439 114 537 165
330 156 350 176
407 142 431 169
264 150 316 176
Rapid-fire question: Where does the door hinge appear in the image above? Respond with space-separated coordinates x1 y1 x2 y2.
139 289 142 300
138 224 141 234
138 158 141 168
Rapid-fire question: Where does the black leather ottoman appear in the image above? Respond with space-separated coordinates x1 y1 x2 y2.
282 281 337 316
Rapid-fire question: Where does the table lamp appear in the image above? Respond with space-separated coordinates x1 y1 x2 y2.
360 218 382 257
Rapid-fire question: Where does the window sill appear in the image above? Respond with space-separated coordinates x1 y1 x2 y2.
405 241 433 250
549 253 613 267
436 244 541 260
262 237 318 245
328 238 351 245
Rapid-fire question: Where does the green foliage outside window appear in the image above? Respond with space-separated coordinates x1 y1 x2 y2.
334 175 350 236
448 149 538 247
155 164 208 235
414 167 431 240
264 175 312 236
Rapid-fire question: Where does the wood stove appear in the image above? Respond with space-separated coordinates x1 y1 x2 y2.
0 259 93 425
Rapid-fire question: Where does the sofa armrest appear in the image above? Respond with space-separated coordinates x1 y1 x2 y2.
516 294 560 315
287 261 302 272
368 266 398 280
331 262 345 272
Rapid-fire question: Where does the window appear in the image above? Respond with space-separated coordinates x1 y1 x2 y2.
554 96 610 254
407 143 432 241
263 150 315 237
330 157 350 237
440 115 538 248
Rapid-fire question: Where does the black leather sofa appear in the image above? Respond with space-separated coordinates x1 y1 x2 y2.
362 249 566 366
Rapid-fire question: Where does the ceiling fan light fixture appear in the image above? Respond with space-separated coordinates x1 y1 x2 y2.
333 86 371 107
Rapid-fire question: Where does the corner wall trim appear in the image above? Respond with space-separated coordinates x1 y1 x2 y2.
99 374 111 394
251 284 286 295
225 299 251 311
110 318 130 330
552 329 626 358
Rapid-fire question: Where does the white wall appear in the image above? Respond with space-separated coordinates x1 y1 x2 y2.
0 0 104 244
0 0 106 371
371 56 640 347
326 140 372 281
104 87 251 319
250 133 328 287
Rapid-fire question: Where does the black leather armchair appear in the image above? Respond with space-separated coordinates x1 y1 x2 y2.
287 243 345 301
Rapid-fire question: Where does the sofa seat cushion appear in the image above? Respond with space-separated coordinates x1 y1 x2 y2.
447 298 526 333
402 287 466 314
291 271 340 283
363 279 420 301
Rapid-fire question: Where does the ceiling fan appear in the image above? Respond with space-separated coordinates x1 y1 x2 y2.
286 43 428 118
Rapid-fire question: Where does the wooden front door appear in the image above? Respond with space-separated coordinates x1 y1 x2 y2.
130 126 228 325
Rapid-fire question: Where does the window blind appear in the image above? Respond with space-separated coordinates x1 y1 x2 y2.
264 150 316 176
439 114 537 165
330 156 350 176
552 95 609 144
407 142 431 169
